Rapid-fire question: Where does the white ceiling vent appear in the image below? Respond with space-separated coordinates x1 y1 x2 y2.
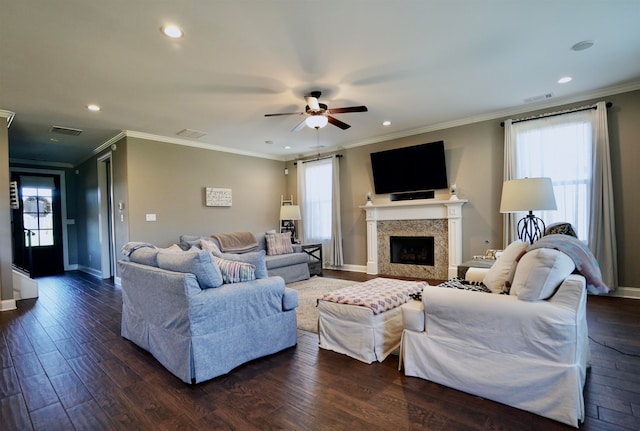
523 93 554 104
50 125 83 136
176 128 207 139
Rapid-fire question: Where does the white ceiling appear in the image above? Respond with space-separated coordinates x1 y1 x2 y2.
2 0 640 166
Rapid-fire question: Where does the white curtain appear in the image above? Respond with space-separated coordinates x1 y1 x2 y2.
503 102 617 289
297 156 344 266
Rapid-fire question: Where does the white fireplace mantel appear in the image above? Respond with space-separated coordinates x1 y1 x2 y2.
360 199 467 279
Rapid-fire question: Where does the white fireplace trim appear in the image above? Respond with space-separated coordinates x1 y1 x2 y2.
360 199 467 279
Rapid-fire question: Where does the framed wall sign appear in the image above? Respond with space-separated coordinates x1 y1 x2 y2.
205 187 232 207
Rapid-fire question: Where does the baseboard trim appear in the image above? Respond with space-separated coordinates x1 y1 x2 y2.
77 265 103 279
1 299 17 312
325 264 367 273
609 286 640 299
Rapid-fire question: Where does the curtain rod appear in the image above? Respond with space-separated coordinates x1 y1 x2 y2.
293 154 343 165
500 101 611 127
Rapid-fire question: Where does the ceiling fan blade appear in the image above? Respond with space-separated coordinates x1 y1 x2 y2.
305 95 320 111
327 116 351 130
327 106 368 114
291 118 307 132
264 112 304 117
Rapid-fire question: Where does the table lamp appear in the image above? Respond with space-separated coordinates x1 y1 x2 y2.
500 177 557 244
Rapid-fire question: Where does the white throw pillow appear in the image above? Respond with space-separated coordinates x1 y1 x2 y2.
482 240 528 293
510 248 575 301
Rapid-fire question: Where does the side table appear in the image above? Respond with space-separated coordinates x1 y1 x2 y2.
457 258 495 279
301 243 323 276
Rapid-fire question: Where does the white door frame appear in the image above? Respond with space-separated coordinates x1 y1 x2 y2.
9 167 71 270
97 152 116 279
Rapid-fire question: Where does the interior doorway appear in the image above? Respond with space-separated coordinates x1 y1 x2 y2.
97 152 116 279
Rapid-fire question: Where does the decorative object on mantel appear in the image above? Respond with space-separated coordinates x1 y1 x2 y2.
500 177 557 244
449 183 459 201
205 187 232 207
365 192 373 206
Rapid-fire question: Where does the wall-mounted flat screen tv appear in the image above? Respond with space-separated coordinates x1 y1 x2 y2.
370 140 448 194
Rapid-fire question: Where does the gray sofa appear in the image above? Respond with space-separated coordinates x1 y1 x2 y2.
181 233 310 284
118 247 299 384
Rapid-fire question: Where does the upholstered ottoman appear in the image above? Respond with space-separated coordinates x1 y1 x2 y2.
317 278 426 364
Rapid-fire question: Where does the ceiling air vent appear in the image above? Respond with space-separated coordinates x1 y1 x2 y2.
50 125 83 136
176 129 207 139
523 93 554 104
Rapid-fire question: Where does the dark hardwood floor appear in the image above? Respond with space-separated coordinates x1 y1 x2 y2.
1 270 639 430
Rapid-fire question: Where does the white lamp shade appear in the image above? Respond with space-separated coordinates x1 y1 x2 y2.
280 205 301 220
305 115 328 129
500 177 557 213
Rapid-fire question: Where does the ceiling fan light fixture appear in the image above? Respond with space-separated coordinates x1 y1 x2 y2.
305 115 328 129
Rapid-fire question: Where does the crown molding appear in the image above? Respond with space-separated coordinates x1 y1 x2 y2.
341 81 640 151
9 158 74 168
115 130 285 161
0 110 15 128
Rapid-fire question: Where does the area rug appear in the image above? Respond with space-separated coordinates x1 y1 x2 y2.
287 276 358 333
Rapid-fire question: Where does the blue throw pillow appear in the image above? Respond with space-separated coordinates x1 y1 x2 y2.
157 249 223 289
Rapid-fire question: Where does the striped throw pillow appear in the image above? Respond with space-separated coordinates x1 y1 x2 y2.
265 232 293 256
213 256 256 284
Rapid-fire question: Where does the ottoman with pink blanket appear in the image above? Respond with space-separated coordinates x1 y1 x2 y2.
317 278 425 364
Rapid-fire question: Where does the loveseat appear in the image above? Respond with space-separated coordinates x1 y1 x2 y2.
181 232 310 284
119 244 299 384
400 236 608 427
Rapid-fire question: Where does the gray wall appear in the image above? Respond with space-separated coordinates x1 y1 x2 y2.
298 89 639 288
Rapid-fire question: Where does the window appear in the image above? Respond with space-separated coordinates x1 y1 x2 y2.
301 158 333 241
22 186 55 246
512 112 592 240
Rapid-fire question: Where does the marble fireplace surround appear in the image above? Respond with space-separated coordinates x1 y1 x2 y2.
360 199 467 279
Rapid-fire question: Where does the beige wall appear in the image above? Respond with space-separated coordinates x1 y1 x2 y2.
289 90 639 289
122 137 287 247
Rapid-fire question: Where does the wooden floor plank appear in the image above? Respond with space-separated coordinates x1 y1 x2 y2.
1 270 639 430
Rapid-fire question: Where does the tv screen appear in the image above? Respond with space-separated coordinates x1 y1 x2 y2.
370 141 448 194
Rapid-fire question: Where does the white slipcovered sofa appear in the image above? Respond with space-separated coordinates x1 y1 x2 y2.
400 236 607 427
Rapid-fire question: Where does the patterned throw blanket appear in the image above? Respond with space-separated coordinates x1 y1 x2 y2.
319 278 426 315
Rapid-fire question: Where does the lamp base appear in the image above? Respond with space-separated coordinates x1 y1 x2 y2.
517 212 545 244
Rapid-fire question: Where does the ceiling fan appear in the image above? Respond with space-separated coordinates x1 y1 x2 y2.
264 91 368 131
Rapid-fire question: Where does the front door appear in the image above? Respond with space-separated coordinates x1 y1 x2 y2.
11 173 64 277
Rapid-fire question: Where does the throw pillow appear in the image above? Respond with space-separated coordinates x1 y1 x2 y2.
157 249 223 289
510 248 575 301
265 232 294 256
200 238 222 256
218 249 268 279
129 247 159 267
213 256 256 283
482 240 528 294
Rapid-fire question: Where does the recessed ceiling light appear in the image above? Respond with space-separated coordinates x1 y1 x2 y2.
558 76 573 84
284 146 291 150
571 40 594 51
87 104 101 111
161 24 183 39
382 120 391 126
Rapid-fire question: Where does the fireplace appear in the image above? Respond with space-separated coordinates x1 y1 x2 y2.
360 199 466 279
390 236 434 266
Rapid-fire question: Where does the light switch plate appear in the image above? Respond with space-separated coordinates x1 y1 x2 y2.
145 213 156 222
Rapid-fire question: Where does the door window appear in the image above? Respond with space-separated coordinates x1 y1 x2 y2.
22 186 54 246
